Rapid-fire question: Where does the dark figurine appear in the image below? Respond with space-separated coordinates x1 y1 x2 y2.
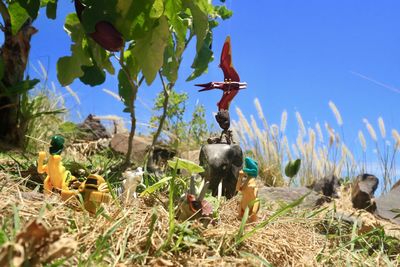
195 36 247 144
199 144 243 198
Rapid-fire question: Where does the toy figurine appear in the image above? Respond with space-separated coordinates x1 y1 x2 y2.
236 157 259 222
60 174 111 214
37 135 75 194
195 36 247 144
177 177 213 222
37 135 110 214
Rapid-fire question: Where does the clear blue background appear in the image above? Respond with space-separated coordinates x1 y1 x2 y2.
26 1 400 168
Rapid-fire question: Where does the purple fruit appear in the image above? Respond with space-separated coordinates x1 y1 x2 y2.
74 0 123 52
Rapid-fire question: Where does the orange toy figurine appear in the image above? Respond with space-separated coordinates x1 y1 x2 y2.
37 135 75 196
236 157 259 222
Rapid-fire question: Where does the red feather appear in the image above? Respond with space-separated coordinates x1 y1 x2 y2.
219 36 240 82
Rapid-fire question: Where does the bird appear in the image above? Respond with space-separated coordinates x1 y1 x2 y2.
195 36 247 112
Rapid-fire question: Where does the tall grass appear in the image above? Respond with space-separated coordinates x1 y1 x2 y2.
232 98 399 191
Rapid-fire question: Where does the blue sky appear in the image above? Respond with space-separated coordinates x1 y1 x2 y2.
27 1 400 171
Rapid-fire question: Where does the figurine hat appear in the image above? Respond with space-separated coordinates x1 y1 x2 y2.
243 157 258 177
49 135 65 155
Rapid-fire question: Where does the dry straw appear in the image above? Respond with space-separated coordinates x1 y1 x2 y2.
328 101 343 126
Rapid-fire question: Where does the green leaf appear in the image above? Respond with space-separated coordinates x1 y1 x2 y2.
18 0 40 19
186 29 213 81
9 2 29 35
185 0 209 52
86 39 115 75
79 65 106 86
80 0 119 33
133 16 169 85
118 69 132 107
3 79 39 96
215 5 233 20
140 176 173 196
150 0 164 18
57 13 93 86
57 56 84 86
165 0 186 42
45 0 58 19
167 157 204 174
285 159 301 178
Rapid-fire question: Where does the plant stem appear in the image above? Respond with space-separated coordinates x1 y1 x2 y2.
143 72 172 171
118 48 144 166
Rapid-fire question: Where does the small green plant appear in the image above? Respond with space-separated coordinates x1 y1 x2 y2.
285 159 301 186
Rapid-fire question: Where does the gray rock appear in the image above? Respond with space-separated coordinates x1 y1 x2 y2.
309 174 341 198
258 186 324 209
375 183 400 225
351 174 378 212
199 144 243 199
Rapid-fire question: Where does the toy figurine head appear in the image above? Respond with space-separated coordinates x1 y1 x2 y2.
243 157 258 178
49 135 65 155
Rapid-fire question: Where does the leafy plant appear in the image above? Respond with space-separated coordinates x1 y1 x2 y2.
57 0 233 165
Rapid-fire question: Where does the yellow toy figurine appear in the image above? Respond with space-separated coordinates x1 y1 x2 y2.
37 135 75 195
236 157 259 223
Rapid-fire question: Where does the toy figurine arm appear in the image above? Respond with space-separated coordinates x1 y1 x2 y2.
236 170 245 192
37 151 48 174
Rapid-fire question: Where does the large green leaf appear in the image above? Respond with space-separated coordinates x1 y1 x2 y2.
150 0 164 19
167 157 204 174
79 65 106 86
9 2 29 35
57 13 93 86
57 56 84 86
184 0 209 52
133 15 169 85
187 29 213 81
165 0 186 42
18 0 40 19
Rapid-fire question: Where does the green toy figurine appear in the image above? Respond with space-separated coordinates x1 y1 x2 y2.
236 157 259 222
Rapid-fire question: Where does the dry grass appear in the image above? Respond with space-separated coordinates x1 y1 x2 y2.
0 171 329 266
1 170 399 266
233 99 400 191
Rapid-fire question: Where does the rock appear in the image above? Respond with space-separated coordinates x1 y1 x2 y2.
375 183 400 224
391 179 400 191
110 134 175 166
351 174 378 212
258 186 325 209
199 144 243 199
309 174 341 198
77 114 110 141
110 133 152 163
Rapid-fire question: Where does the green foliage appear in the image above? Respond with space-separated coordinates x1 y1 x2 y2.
57 0 233 102
150 89 208 149
167 157 204 174
285 159 301 178
57 13 113 86
8 2 30 35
